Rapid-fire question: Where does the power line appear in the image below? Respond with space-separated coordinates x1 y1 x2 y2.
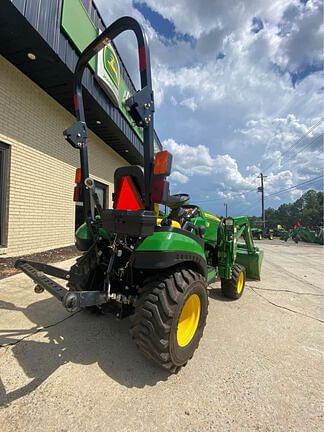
193 187 258 204
262 119 323 174
235 176 323 215
190 124 323 209
193 175 323 214
265 175 324 198
193 123 323 206
277 133 323 171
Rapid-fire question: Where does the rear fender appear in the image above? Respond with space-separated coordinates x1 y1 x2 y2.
132 228 207 277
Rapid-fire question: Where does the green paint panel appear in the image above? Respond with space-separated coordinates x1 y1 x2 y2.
200 209 220 243
136 231 206 259
75 217 110 241
61 0 97 71
207 268 217 284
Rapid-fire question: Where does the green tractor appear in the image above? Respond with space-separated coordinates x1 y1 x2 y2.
282 226 324 245
15 17 263 372
252 227 263 240
252 227 274 240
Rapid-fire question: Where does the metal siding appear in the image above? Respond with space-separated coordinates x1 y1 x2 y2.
53 0 63 52
42 0 60 47
24 0 41 29
82 0 90 11
57 30 68 63
37 0 51 41
11 0 26 14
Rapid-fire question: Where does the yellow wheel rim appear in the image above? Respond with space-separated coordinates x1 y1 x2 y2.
177 294 201 347
237 272 244 294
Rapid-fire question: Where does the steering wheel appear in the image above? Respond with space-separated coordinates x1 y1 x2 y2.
165 193 190 209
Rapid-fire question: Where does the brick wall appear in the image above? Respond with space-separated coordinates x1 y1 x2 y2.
0 56 127 257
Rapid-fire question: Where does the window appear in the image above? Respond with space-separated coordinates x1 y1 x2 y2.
0 143 10 246
75 181 108 229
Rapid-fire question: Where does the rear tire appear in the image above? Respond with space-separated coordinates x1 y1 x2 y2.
130 268 208 372
221 264 246 300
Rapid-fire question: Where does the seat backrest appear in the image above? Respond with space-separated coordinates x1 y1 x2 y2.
114 166 144 201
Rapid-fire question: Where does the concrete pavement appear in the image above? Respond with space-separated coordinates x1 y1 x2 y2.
0 240 323 431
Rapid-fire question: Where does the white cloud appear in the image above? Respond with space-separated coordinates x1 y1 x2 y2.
138 0 295 39
179 97 198 111
170 170 189 184
163 138 259 192
94 0 323 214
275 0 323 73
238 114 324 175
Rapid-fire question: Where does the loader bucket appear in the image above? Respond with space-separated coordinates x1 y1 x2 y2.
236 244 264 281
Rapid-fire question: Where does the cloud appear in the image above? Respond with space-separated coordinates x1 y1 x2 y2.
136 0 293 39
94 0 322 215
179 97 198 111
238 114 324 175
163 138 258 192
170 170 189 184
276 0 323 77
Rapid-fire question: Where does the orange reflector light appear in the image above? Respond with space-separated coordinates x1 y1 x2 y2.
73 185 82 202
153 151 172 176
75 167 82 184
114 176 144 211
152 176 169 203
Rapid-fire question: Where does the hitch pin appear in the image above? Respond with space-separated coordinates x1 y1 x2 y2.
34 284 44 294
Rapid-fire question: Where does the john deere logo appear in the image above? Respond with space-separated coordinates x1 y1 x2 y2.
103 45 120 89
97 43 120 106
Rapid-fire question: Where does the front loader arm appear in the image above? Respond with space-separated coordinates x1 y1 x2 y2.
218 216 263 280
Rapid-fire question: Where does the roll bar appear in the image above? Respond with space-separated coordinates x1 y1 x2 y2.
64 16 154 223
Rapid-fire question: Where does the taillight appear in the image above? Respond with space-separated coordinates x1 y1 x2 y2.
74 168 82 202
73 185 82 202
75 167 82 184
151 177 169 203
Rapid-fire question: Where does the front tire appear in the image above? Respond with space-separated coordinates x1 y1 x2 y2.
130 268 208 372
221 264 246 300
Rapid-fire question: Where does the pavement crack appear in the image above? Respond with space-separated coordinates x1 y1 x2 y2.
248 286 324 324
249 285 324 296
265 261 323 291
0 311 81 349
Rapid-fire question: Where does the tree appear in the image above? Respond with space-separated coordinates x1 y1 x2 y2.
262 190 323 229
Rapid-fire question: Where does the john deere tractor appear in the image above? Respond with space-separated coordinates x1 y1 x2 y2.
15 17 263 372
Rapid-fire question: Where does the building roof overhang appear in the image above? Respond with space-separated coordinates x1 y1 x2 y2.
0 0 162 164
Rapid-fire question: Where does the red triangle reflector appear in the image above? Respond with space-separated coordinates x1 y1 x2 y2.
114 176 144 211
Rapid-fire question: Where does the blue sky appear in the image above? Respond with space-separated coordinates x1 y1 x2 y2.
96 0 323 217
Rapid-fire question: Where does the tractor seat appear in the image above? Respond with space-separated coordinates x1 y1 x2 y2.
156 217 181 229
114 165 144 202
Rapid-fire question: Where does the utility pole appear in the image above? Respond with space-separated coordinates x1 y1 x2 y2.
224 202 228 217
258 173 267 233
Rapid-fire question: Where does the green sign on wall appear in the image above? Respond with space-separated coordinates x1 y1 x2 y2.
61 0 97 71
61 0 160 152
96 44 143 141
